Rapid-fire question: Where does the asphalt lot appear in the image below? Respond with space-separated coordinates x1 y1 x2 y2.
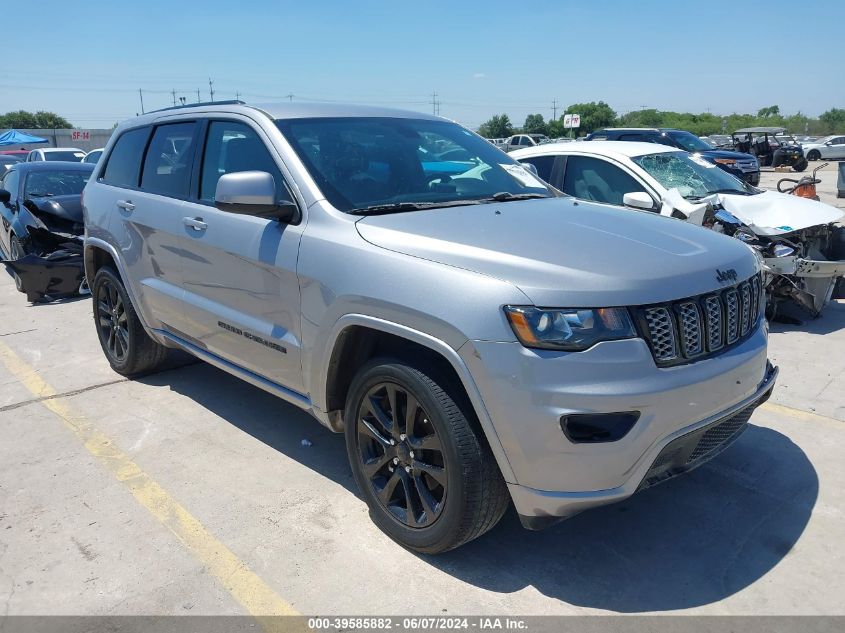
1 175 844 616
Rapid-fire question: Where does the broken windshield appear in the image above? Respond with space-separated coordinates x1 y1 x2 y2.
633 151 757 199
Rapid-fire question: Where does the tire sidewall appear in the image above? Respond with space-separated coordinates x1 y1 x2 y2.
92 267 136 373
344 360 474 552
10 235 25 292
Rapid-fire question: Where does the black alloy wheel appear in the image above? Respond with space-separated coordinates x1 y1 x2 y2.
96 276 130 362
356 381 447 528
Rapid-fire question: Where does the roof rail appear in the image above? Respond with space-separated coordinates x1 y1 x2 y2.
148 99 246 114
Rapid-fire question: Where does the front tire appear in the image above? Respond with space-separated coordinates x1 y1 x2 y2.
807 150 821 161
344 359 509 553
9 235 27 293
793 158 808 172
92 266 170 377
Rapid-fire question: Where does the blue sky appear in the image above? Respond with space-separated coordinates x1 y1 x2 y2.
4 0 842 129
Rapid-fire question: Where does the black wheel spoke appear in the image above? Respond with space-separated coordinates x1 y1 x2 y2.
362 452 391 479
107 327 116 353
116 329 129 358
413 474 439 520
363 396 394 437
386 385 398 436
398 470 419 526
404 393 419 438
409 432 441 452
413 459 447 486
359 418 392 449
377 470 401 505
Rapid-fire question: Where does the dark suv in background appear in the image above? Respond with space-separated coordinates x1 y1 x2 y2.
587 128 760 186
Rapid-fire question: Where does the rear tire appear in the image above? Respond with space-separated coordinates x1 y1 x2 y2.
91 266 170 377
793 158 808 172
344 359 509 553
807 150 821 161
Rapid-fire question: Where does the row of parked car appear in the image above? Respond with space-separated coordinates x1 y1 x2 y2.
0 101 840 554
0 146 104 177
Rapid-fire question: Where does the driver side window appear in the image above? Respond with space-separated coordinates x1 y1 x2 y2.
562 156 646 207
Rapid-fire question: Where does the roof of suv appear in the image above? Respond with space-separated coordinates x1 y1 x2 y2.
514 140 677 160
132 102 442 126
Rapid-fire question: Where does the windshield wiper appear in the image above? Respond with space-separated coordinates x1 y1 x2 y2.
26 191 53 197
349 199 482 216
480 192 549 203
707 188 752 196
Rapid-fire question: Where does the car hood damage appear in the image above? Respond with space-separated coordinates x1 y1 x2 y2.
356 197 758 307
660 188 845 317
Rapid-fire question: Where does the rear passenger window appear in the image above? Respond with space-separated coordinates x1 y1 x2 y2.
140 122 198 198
200 121 286 203
102 127 150 187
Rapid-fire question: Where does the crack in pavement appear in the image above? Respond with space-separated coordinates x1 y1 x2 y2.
0 378 127 413
0 329 36 338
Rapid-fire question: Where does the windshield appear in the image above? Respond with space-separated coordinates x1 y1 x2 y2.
275 117 554 212
24 169 90 197
45 150 84 162
665 130 712 152
633 151 756 199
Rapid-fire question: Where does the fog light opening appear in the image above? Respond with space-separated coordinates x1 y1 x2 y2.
560 412 640 443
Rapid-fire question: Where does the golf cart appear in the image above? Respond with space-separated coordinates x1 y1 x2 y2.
731 127 807 171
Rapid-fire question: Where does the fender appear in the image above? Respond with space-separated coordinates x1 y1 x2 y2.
84 236 160 341
314 313 517 483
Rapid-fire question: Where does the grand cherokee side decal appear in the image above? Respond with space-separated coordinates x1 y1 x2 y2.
218 321 287 354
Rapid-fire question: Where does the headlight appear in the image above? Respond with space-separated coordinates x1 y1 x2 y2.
713 158 737 165
504 306 636 351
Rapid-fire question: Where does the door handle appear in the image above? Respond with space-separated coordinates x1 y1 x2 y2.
182 216 208 231
116 199 135 211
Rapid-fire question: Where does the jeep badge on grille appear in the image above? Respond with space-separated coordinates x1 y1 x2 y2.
716 268 738 283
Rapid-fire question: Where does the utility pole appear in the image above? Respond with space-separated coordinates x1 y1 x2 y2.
208 78 215 102
286 93 294 102
138 89 145 114
552 99 558 120
171 89 177 107
235 91 241 101
196 89 201 103
431 91 438 116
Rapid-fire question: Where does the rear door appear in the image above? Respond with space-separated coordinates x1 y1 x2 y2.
96 122 196 332
176 117 306 394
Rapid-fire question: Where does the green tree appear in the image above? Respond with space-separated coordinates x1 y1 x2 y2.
547 117 567 138
819 108 845 134
563 101 616 134
0 110 72 129
757 105 780 119
478 113 513 138
522 113 548 135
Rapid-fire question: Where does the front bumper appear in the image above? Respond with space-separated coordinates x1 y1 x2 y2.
459 324 772 525
765 256 845 279
512 362 777 529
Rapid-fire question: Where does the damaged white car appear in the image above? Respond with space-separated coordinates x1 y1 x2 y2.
513 141 845 317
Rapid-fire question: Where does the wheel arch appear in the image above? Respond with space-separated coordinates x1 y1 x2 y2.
84 237 155 336
318 315 516 483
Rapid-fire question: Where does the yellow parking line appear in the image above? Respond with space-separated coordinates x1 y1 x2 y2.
0 340 299 619
760 401 844 428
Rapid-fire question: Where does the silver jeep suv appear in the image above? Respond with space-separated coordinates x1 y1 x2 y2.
83 102 777 553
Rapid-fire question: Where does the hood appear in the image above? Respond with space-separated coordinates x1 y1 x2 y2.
700 149 756 161
26 194 83 223
356 198 758 307
717 190 844 236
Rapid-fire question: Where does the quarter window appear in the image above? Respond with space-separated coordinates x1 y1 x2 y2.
140 122 198 198
562 156 645 206
102 127 150 188
519 155 556 182
200 121 286 202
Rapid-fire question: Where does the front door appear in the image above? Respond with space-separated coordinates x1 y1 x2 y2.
177 119 306 394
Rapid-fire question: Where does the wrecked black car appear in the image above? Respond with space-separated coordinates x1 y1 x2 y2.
0 161 93 302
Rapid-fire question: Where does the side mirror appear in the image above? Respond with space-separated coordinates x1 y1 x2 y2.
825 141 832 146
214 171 299 223
0 189 10 204
623 191 655 211
519 161 539 177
